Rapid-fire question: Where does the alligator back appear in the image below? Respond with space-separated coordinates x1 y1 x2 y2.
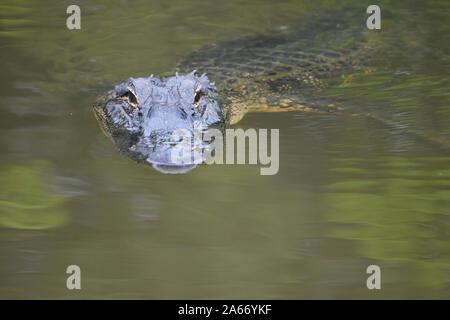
176 14 371 124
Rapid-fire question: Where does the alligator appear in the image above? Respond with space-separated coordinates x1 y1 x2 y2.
93 16 372 173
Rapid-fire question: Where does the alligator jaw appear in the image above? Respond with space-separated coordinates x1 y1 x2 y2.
151 163 198 174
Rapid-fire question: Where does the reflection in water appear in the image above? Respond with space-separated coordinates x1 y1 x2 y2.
131 194 161 229
0 160 69 230
326 156 450 289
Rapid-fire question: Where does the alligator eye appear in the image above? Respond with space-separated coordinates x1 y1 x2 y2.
193 90 203 104
121 91 138 105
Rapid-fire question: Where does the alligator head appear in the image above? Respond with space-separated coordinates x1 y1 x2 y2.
93 71 223 173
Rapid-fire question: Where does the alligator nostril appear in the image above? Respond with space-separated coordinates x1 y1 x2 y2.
179 108 188 120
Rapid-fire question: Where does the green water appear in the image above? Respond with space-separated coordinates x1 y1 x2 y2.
0 0 449 299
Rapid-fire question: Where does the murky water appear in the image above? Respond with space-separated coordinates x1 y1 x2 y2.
0 0 449 299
